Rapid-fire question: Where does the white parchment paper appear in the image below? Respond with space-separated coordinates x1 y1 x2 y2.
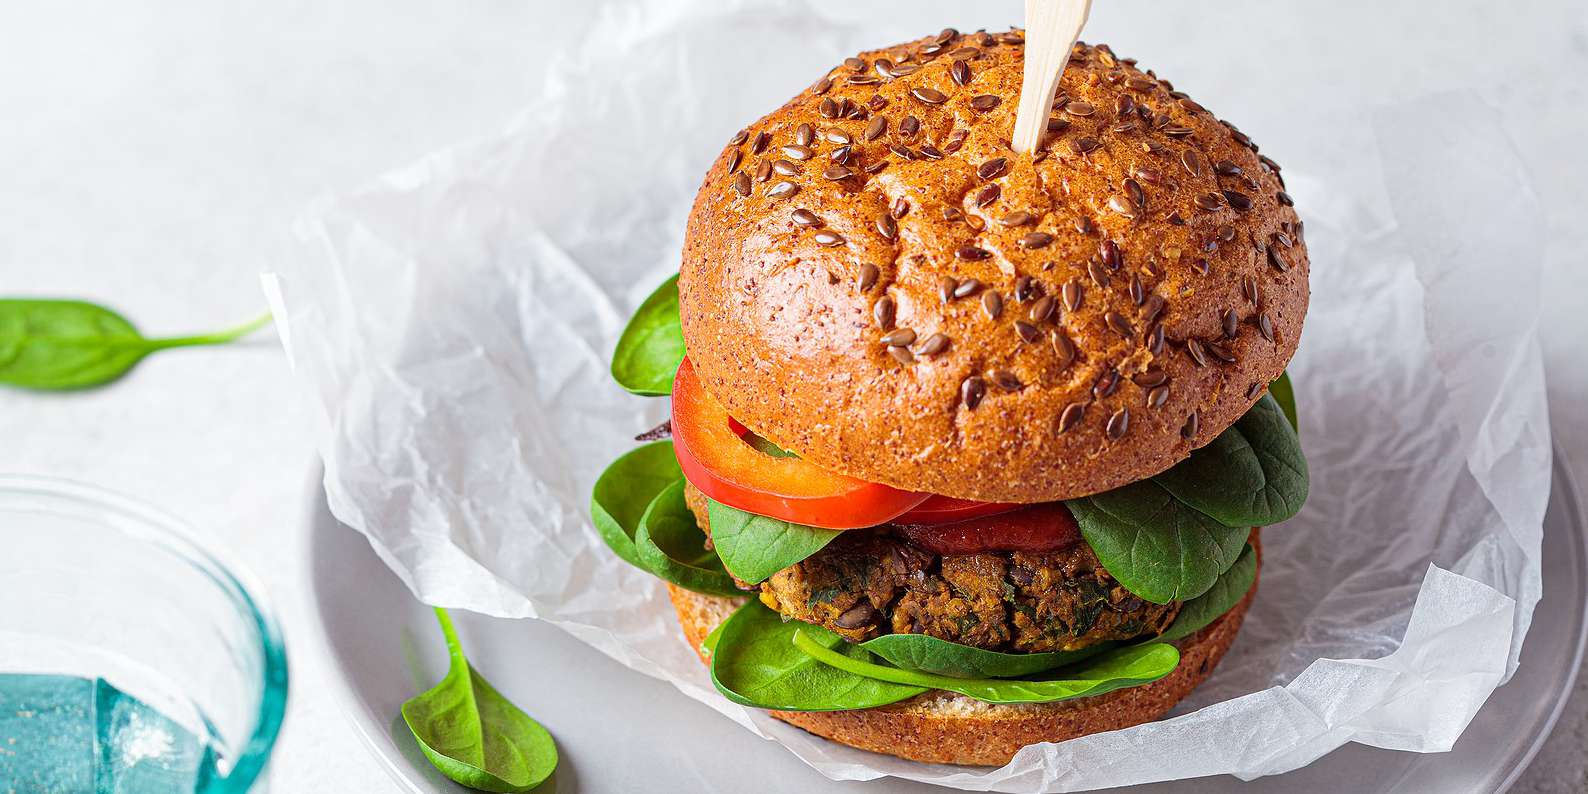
265 2 1552 789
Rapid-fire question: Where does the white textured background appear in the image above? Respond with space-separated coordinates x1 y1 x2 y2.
1 1 1585 791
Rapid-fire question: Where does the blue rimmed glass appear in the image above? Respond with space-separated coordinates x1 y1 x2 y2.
0 476 287 792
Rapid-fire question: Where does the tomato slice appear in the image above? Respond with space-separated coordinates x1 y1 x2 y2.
897 502 1081 556
671 357 929 529
895 495 1023 525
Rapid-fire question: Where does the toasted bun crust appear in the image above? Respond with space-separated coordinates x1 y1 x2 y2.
669 533 1259 766
680 31 1308 502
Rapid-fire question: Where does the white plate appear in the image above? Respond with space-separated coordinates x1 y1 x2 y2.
303 455 1587 793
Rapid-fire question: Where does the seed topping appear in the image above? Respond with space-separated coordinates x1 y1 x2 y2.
1058 402 1085 433
990 369 1023 391
1106 408 1130 439
857 263 879 291
1105 311 1134 338
874 296 895 329
917 333 950 356
880 328 916 347
970 94 1001 111
1052 331 1076 369
981 290 1003 319
1061 280 1084 312
977 157 1008 180
960 376 986 409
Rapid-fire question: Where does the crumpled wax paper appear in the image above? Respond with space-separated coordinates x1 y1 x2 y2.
263 1 1552 789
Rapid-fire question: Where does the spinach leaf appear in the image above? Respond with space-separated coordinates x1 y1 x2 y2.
610 275 685 396
744 430 797 458
402 608 557 793
793 629 1179 705
710 600 925 711
1269 371 1298 432
701 618 728 656
590 441 682 569
1152 394 1308 527
634 479 741 596
1157 544 1257 643
1068 480 1249 604
858 633 1112 679
0 299 271 390
707 499 842 584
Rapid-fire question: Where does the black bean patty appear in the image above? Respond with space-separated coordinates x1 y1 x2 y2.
683 482 1178 652
756 530 1179 652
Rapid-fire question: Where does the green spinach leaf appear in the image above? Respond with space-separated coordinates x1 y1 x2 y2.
634 480 740 596
701 618 729 656
743 430 798 458
1152 394 1308 527
610 275 685 396
793 629 1179 705
590 441 683 569
1068 480 1249 604
402 608 557 792
710 600 925 711
0 299 271 390
1157 544 1257 643
858 633 1112 679
1269 371 1298 432
707 499 842 584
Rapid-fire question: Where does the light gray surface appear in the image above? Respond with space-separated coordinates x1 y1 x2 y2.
2 1 1586 791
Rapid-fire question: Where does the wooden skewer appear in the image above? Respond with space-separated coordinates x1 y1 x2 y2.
1011 0 1093 155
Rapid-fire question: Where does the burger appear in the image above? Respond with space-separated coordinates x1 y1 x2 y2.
593 27 1308 766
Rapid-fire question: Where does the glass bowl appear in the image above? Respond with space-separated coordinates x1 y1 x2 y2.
0 475 288 792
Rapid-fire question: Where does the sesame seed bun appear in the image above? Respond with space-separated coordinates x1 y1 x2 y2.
667 532 1258 766
679 30 1308 502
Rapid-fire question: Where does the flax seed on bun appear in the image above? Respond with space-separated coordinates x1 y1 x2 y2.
679 31 1307 503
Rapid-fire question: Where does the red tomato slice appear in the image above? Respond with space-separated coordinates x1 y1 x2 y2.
896 495 1023 525
897 502 1081 556
671 357 929 529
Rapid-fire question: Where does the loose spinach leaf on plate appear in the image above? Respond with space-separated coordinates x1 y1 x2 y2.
1152 394 1308 527
1269 371 1298 432
0 299 271 390
610 275 685 396
402 608 557 793
710 600 925 711
1157 544 1257 643
1068 480 1249 605
634 479 741 596
707 499 842 584
590 441 683 569
793 629 1179 705
858 633 1112 679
